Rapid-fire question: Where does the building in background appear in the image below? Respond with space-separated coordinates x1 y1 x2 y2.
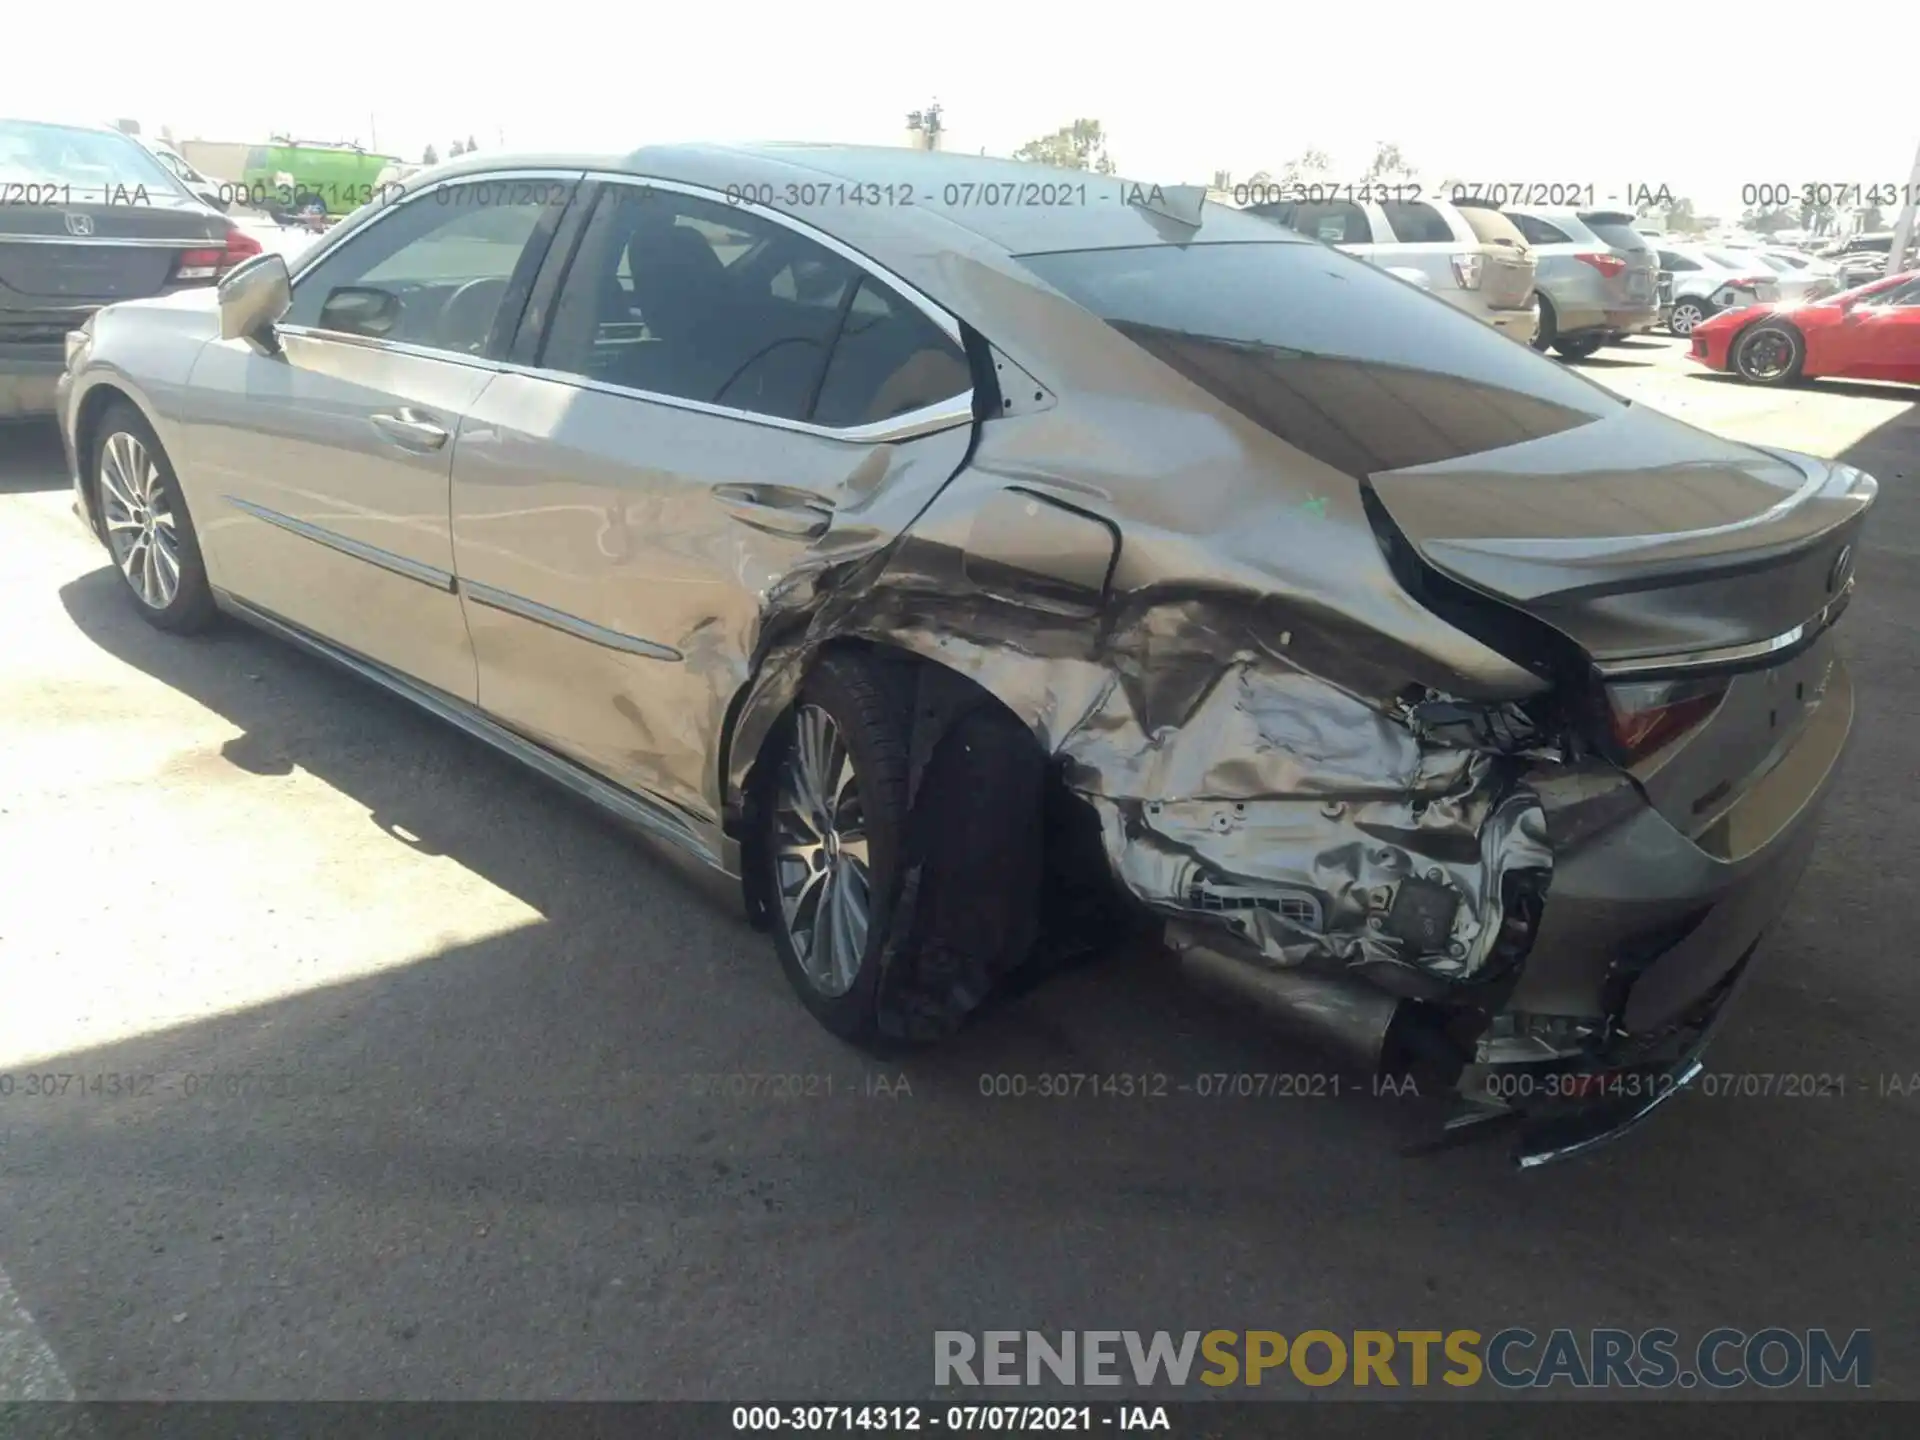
905 103 943 152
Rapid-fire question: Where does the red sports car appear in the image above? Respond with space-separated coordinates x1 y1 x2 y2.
1688 268 1920 386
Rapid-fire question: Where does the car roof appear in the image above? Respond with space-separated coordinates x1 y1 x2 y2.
410 142 1313 257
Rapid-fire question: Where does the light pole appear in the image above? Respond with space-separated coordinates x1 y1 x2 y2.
1887 135 1920 278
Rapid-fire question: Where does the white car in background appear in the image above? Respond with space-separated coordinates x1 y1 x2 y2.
1654 243 1780 335
1716 244 1841 303
1248 195 1539 343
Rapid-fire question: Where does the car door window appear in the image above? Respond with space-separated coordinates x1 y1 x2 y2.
539 184 967 427
1658 250 1699 271
284 179 566 355
540 185 861 421
810 278 970 427
1379 201 1454 244
1288 201 1372 245
1510 214 1571 245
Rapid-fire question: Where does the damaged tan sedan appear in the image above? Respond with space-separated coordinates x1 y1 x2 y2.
59 145 1872 1166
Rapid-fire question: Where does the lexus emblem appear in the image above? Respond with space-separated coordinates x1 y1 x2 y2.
64 212 94 237
1829 545 1852 594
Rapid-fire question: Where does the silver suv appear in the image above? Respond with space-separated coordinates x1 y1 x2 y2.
1249 195 1538 343
1504 207 1661 360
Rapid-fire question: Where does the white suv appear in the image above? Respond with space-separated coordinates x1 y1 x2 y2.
1248 195 1539 342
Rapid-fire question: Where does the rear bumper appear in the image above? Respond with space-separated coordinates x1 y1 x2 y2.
0 343 64 419
1510 651 1853 1031
1553 302 1662 338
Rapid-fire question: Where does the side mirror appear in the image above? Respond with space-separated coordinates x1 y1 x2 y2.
217 251 291 350
316 286 402 339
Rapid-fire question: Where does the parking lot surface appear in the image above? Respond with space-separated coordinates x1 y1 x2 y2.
1 336 1917 1400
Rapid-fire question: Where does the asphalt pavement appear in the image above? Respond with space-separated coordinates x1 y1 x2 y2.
1 337 1917 1402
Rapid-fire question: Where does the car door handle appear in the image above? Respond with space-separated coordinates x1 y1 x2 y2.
370 408 450 452
710 483 833 539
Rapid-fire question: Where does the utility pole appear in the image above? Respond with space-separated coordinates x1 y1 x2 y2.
1887 135 1920 278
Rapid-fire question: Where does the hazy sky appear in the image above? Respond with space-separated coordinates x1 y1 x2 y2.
14 3 1917 221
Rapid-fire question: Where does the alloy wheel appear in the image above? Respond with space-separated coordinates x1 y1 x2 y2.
98 431 181 610
1738 330 1795 381
1670 301 1706 336
772 705 872 998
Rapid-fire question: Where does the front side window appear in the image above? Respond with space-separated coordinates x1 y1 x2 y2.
540 185 968 426
285 179 566 354
1019 242 1618 481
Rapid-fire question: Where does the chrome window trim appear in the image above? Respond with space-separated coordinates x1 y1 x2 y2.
273 323 506 375
0 234 211 248
224 496 456 591
459 580 684 662
285 167 587 287
493 360 974 445
1593 577 1853 681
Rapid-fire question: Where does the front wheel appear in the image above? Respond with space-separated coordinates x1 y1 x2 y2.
1529 293 1557 352
93 400 217 632
1731 322 1805 385
1553 336 1603 361
1669 298 1712 336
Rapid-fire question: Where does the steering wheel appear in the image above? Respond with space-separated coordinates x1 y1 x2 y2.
436 276 511 354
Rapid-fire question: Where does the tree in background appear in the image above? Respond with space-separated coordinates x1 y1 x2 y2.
1741 206 1797 235
467 135 479 154
1363 141 1418 186
449 139 465 157
1639 194 1703 234
422 144 440 165
1013 120 1117 174
1798 196 1837 237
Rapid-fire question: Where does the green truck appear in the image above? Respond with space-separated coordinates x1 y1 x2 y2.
236 139 401 221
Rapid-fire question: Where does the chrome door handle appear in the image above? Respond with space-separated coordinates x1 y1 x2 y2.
370 408 450 452
710 483 833 540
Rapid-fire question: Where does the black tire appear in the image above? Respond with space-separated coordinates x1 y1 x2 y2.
757 653 1043 1047
1731 321 1806 386
1668 297 1713 336
1529 293 1557 352
91 399 217 633
1553 336 1603 361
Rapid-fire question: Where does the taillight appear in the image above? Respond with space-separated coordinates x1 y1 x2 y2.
1604 677 1728 762
221 225 263 270
173 248 225 283
1574 252 1627 278
1450 252 1485 290
1732 276 1770 291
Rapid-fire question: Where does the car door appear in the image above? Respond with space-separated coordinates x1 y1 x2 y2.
184 173 577 699
1835 277 1920 382
449 177 976 832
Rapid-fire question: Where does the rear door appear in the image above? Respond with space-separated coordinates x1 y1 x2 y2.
184 173 577 699
1 119 226 343
450 178 977 828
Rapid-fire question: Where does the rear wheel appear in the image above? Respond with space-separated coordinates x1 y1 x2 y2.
1668 297 1712 336
1731 321 1805 385
1553 336 1603 361
1529 293 1557 352
93 401 217 633
757 653 1043 1046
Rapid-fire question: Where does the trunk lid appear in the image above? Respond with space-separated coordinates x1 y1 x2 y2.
0 195 224 309
1366 405 1872 670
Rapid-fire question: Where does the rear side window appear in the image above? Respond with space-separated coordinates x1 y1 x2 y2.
1454 205 1528 248
1658 250 1700 271
1581 216 1652 252
1288 201 1372 245
1509 214 1571 245
811 279 970 427
1019 243 1617 481
1380 202 1453 243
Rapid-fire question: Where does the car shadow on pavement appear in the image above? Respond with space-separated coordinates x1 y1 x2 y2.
0 420 68 495
1687 372 1920 403
29 485 1920 1396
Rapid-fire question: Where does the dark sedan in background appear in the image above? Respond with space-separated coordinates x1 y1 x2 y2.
1 117 261 419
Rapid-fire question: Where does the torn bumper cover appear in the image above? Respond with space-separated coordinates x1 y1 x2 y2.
1065 663 1553 987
